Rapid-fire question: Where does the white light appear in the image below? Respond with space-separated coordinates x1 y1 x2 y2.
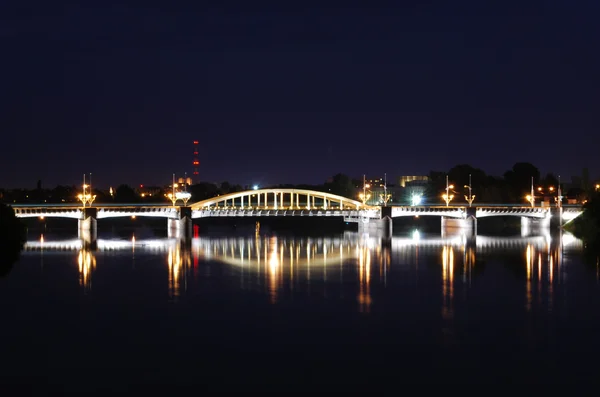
411 194 422 206
412 230 420 241
175 192 192 200
253 185 258 190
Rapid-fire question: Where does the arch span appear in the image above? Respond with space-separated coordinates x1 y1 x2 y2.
191 188 365 210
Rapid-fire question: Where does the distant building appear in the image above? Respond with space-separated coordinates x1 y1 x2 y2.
398 175 429 188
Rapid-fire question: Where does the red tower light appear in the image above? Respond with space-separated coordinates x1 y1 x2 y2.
193 140 199 176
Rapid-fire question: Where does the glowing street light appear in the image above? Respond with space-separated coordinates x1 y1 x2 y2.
359 192 371 206
360 175 371 206
77 173 96 208
526 195 534 207
555 175 563 208
443 175 454 207
165 173 178 206
464 173 475 207
526 176 535 207
175 191 192 206
411 193 422 206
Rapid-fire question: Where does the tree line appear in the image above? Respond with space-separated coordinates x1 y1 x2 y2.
0 162 592 205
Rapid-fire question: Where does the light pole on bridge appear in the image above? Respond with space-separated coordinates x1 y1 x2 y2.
442 175 454 207
526 176 535 207
555 175 563 208
166 173 178 207
464 173 475 207
380 172 391 206
77 173 96 208
359 174 371 206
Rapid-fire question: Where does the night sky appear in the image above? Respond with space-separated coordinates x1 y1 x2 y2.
2 1 599 189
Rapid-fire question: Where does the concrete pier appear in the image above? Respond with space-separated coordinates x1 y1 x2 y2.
358 206 392 239
168 206 193 240
78 207 97 249
441 207 477 236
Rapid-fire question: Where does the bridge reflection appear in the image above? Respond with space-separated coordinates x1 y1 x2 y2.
22 231 583 311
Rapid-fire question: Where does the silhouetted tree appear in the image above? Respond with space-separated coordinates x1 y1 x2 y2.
503 162 540 203
0 203 26 278
540 173 559 189
324 173 355 198
190 182 219 201
114 184 138 203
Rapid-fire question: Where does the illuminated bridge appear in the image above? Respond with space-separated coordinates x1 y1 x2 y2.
12 188 583 239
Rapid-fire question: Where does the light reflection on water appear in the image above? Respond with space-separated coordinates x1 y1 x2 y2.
10 230 600 388
22 230 585 314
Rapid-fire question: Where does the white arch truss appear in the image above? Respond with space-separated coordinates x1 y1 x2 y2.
190 188 365 211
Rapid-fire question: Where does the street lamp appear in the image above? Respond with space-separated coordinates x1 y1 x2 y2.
526 176 535 207
379 173 391 206
555 175 563 208
166 173 178 206
175 191 192 206
77 173 96 208
442 175 454 207
464 173 475 207
360 175 371 206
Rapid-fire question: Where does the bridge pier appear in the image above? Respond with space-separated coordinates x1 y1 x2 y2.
78 207 97 248
358 207 392 239
521 214 551 236
550 207 563 229
441 207 476 236
168 206 193 240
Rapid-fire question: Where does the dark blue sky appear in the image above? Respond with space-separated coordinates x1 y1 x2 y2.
1 1 599 189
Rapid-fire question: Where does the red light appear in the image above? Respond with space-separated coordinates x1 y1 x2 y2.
193 141 199 144
140 184 143 188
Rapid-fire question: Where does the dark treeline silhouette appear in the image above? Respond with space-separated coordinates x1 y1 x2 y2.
565 191 600 265
0 163 593 205
427 162 589 204
0 203 26 278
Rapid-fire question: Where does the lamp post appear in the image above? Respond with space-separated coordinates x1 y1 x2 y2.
165 173 178 206
464 173 475 207
77 173 96 208
359 174 371 206
442 175 454 207
555 175 563 208
380 172 391 206
526 176 535 207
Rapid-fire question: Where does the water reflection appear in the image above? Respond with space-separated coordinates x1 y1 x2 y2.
77 247 96 294
441 245 454 321
21 231 584 312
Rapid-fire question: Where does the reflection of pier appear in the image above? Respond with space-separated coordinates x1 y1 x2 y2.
21 231 583 311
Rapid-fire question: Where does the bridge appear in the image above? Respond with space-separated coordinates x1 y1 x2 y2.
12 188 583 240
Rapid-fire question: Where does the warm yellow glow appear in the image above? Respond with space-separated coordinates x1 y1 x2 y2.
357 245 372 312
442 193 454 206
77 248 95 293
442 246 454 319
168 244 182 301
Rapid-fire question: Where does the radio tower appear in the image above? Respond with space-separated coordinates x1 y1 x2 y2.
192 140 199 182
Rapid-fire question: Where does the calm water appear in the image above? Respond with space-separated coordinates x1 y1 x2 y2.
1 228 600 391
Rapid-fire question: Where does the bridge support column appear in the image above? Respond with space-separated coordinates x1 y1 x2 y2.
550 207 563 229
78 207 97 248
521 215 551 236
358 207 392 239
441 211 476 237
168 206 193 240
